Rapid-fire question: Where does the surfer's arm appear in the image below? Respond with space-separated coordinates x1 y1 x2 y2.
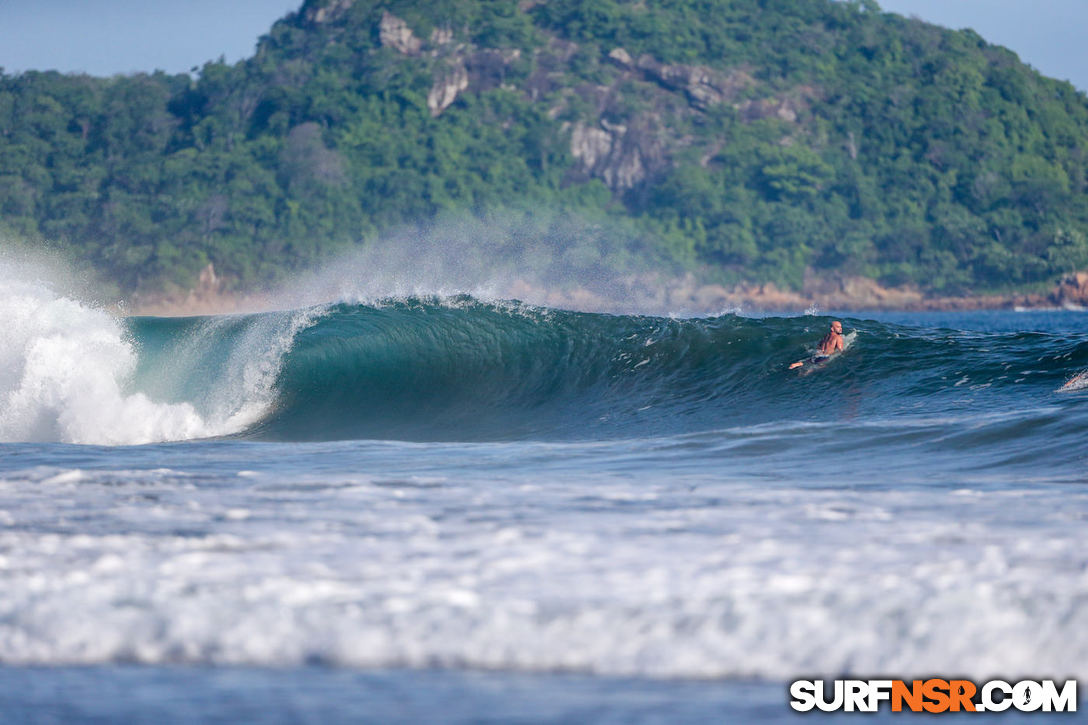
789 360 803 369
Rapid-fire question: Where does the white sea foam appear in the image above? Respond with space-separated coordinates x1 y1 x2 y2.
0 261 318 445
0 459 1084 680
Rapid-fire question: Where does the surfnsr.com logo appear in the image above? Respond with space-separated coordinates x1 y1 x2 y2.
789 679 1077 713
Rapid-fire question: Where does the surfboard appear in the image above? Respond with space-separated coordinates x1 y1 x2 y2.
1059 370 1088 392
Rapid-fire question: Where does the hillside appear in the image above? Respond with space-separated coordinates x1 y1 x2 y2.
2 0 1088 301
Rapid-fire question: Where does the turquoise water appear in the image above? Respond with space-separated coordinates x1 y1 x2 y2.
0 301 1085 722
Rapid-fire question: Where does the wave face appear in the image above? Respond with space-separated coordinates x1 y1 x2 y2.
155 297 1088 443
5 291 1088 447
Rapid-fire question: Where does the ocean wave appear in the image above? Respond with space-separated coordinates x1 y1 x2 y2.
0 268 319 445
233 297 1088 442
3 285 1087 445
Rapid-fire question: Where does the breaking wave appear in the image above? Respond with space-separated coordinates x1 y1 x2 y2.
3 277 1087 447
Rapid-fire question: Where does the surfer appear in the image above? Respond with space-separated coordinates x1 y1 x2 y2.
1060 370 1088 391
789 321 844 369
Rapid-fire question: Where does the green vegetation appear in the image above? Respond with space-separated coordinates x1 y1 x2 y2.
1 0 1087 296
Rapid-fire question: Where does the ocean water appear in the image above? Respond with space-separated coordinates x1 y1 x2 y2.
0 272 1086 722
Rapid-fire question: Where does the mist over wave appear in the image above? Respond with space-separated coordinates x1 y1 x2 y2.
261 213 697 316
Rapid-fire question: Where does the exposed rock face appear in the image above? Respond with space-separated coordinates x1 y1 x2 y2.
197 263 222 295
739 96 803 122
305 0 355 24
570 122 614 172
425 49 523 116
740 86 818 122
379 11 422 55
607 47 634 69
430 26 454 46
569 117 665 191
635 55 754 110
525 39 579 101
1053 271 1088 307
389 21 805 189
465 48 522 92
428 60 470 116
555 49 814 191
844 131 858 160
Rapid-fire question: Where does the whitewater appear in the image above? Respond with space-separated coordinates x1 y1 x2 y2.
1 264 1087 722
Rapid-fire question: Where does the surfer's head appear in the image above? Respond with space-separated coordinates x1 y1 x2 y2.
830 321 842 334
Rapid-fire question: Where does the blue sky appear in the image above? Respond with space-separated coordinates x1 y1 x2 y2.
0 0 1085 92
877 0 1087 91
0 0 298 76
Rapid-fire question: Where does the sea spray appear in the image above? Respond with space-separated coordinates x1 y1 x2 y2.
0 262 321 445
